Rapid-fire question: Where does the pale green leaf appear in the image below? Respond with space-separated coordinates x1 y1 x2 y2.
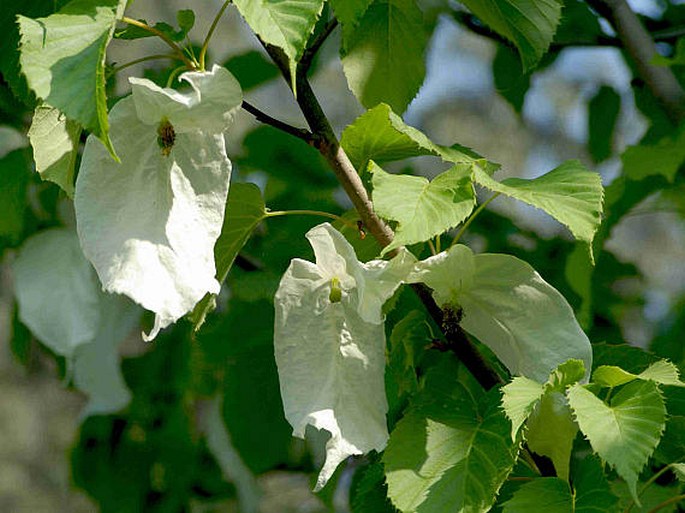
341 103 495 171
568 381 667 503
410 245 593 382
371 161 475 254
190 182 267 329
501 376 544 440
526 392 578 480
639 360 685 387
330 0 373 28
18 0 126 157
593 361 685 388
384 387 517 513
502 478 572 513
274 223 414 490
673 463 685 482
27 104 81 197
472 160 604 249
622 129 685 182
458 0 563 70
340 0 428 114
545 359 586 392
233 0 325 83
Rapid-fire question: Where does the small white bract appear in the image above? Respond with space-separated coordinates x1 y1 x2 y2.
274 223 415 490
12 229 138 416
75 65 242 340
409 245 593 382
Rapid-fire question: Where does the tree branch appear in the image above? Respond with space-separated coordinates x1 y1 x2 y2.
258 40 503 390
585 0 685 123
241 100 316 144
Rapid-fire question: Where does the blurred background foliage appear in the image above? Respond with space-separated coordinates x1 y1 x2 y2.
1 0 685 511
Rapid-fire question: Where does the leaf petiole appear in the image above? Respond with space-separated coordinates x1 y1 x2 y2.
107 53 180 78
199 0 231 71
450 192 500 247
265 209 360 232
121 16 197 69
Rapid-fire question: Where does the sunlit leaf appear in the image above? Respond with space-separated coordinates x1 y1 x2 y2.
371 161 475 254
568 381 666 502
18 0 126 156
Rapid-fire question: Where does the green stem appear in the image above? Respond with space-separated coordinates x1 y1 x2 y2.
646 494 685 513
427 239 437 256
265 209 360 232
107 53 180 77
166 65 187 88
450 193 500 247
199 0 231 71
435 235 441 253
121 16 197 70
625 464 680 513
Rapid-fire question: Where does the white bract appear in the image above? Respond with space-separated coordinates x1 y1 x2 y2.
75 65 242 340
410 245 592 382
274 223 415 490
12 229 138 415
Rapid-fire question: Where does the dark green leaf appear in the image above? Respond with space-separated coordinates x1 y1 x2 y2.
493 44 530 112
502 478 572 513
588 85 621 163
341 0 428 114
223 51 279 91
458 0 563 70
0 149 30 245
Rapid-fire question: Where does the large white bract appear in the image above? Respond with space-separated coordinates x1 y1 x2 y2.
75 65 242 340
12 229 138 415
410 245 592 382
274 223 415 490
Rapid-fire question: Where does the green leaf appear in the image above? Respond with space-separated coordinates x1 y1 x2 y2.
340 0 428 114
18 0 125 157
573 455 620 513
622 129 685 182
472 160 604 251
526 392 578 480
233 0 325 83
502 478 572 513
330 0 373 28
176 9 195 34
341 103 496 171
588 85 621 163
593 361 685 388
190 183 267 329
0 0 70 106
492 44 530 112
350 461 398 513
384 386 518 513
673 463 685 482
387 310 430 397
501 376 544 440
370 161 475 254
546 359 586 392
458 0 563 71
27 104 81 197
0 149 29 245
223 50 279 91
568 380 667 502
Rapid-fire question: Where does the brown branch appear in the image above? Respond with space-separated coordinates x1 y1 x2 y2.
257 40 502 390
585 0 685 124
241 100 316 144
